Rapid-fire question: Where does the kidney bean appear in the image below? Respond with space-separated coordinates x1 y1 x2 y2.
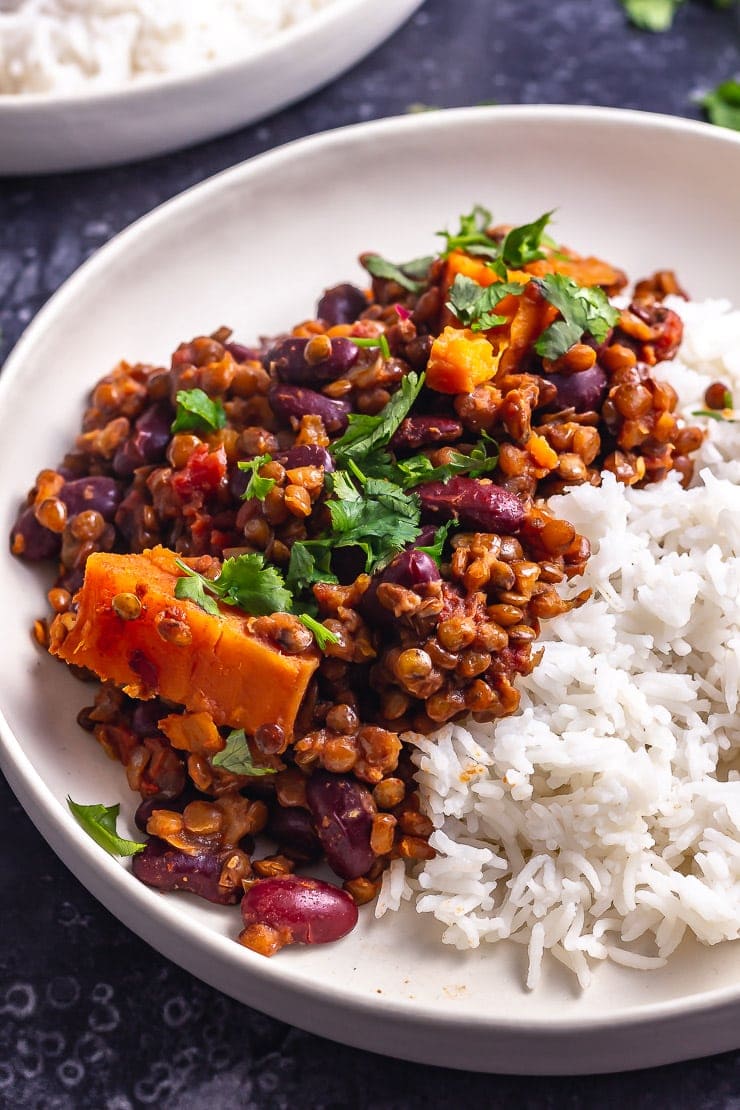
225 342 264 363
131 699 168 738
113 402 173 476
10 507 61 561
417 476 525 534
359 548 441 626
267 336 359 385
134 788 193 832
278 444 334 472
132 838 241 904
267 805 322 862
390 414 463 453
545 363 608 414
241 876 358 945
268 383 350 434
60 476 122 521
316 283 368 326
305 772 375 880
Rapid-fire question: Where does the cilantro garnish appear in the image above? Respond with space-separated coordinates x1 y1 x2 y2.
325 471 422 573
438 205 499 260
438 207 553 274
701 79 740 132
621 0 684 30
396 435 499 488
297 613 340 650
363 253 434 294
352 334 392 360
446 275 525 331
691 408 738 422
532 274 619 360
171 388 226 434
285 540 338 597
331 371 425 469
416 521 453 565
238 453 276 501
67 798 145 857
212 730 278 776
174 553 293 616
496 211 554 271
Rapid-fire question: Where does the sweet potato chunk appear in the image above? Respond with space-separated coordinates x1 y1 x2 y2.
426 326 499 394
50 546 319 738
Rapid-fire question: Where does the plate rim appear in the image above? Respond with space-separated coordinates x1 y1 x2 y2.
3 104 740 1068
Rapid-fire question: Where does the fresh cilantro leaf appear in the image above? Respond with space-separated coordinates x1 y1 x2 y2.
285 540 338 596
446 274 525 331
396 436 499 489
621 0 683 30
331 371 425 467
533 274 619 360
173 567 220 615
363 254 434 294
499 211 554 269
416 521 453 565
212 730 278 776
352 334 392 360
326 472 422 573
702 79 740 131
171 388 226 434
67 798 145 857
175 554 292 616
238 453 276 501
438 205 499 260
297 613 340 649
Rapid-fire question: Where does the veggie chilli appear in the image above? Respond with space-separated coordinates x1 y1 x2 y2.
10 207 704 956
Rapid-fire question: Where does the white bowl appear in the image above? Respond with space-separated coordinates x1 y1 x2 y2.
2 106 740 1075
0 0 423 174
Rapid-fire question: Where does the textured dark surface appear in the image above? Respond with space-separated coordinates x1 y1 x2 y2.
2 0 740 1105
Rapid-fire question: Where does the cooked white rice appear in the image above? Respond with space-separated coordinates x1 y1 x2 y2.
377 295 740 989
0 0 336 94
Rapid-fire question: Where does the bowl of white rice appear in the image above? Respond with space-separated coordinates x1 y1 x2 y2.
0 0 424 173
1 105 740 1074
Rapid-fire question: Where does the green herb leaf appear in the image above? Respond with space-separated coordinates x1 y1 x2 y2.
702 79 740 131
363 254 434 294
212 730 278 776
416 520 453 565
67 798 145 857
691 408 738 422
499 211 554 269
327 474 422 572
331 371 425 467
621 0 684 31
297 613 340 650
396 436 499 489
238 453 276 501
175 554 292 616
173 568 221 615
446 274 525 331
533 273 619 360
438 205 500 260
171 388 226 434
285 540 338 597
352 334 391 360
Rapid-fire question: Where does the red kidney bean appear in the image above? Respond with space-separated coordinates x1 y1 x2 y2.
132 838 242 904
131 699 168 738
545 363 608 414
390 414 463 453
134 788 193 832
268 383 350 434
113 402 173 476
360 548 440 626
278 444 334 472
241 876 358 945
225 341 265 363
305 772 375 880
268 336 359 385
417 476 525 534
10 507 62 560
60 476 122 521
316 283 368 326
266 805 322 862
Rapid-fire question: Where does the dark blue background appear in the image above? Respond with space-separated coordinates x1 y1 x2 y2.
2 1 740 1105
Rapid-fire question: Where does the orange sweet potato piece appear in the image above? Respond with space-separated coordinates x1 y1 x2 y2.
50 546 319 738
426 326 499 394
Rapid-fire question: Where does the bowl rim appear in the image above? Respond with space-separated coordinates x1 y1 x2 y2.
2 103 740 1047
0 0 409 107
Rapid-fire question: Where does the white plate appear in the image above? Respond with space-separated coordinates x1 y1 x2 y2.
2 106 740 1075
0 0 422 174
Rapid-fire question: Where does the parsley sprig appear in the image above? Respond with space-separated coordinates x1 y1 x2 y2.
67 798 145 857
171 388 226 434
